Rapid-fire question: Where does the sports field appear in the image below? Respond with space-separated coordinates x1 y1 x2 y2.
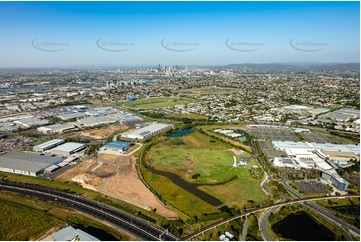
122 97 200 110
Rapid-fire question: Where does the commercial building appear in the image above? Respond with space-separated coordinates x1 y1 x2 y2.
14 117 49 128
33 139 65 152
49 226 100 241
37 124 76 134
57 112 85 121
77 116 117 127
50 142 87 156
124 123 172 140
101 141 132 152
321 169 349 191
0 151 65 177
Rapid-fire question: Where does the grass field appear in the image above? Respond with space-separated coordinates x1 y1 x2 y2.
141 170 219 218
122 97 200 110
145 131 265 211
147 131 234 184
0 199 64 240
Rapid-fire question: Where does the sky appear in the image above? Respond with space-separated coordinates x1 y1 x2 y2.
0 1 359 67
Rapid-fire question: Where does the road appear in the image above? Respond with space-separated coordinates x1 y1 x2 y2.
183 194 360 241
0 181 179 241
259 196 287 241
280 180 360 239
239 216 248 241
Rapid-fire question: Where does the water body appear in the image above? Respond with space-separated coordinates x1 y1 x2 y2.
168 127 195 138
0 83 105 93
144 127 223 207
75 225 118 241
143 160 222 207
272 211 335 241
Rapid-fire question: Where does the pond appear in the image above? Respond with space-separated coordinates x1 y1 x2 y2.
75 225 118 241
168 127 195 138
272 211 335 241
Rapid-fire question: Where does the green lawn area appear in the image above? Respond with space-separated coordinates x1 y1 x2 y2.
147 131 234 184
0 199 64 240
144 131 265 211
121 97 201 110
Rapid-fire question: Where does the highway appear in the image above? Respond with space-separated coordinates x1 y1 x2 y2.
183 194 360 240
0 181 179 241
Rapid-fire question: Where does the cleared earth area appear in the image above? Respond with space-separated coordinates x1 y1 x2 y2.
68 124 129 140
56 154 177 218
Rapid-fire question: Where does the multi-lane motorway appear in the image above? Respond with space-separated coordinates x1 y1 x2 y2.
0 181 179 241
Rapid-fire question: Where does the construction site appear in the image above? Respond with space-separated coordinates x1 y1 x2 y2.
56 153 178 219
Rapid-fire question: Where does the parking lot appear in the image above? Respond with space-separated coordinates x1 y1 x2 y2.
295 180 330 194
247 127 300 142
258 140 286 158
300 132 346 144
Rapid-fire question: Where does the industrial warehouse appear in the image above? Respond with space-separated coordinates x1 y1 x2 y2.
33 139 65 152
77 116 117 127
37 124 76 134
0 151 65 177
101 141 132 152
123 123 172 140
50 142 87 156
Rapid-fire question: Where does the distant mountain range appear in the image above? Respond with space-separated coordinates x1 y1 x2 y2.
220 63 360 71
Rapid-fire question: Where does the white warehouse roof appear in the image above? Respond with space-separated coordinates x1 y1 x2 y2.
125 123 172 139
50 142 87 155
33 139 65 152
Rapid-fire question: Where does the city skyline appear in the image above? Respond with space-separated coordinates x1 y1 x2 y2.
0 1 359 67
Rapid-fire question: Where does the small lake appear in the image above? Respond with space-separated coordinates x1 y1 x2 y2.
272 211 335 241
75 225 118 241
168 127 195 138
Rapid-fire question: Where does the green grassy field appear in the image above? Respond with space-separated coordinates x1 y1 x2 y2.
122 97 200 110
147 131 234 184
0 193 135 241
141 171 219 218
145 131 265 210
0 199 64 240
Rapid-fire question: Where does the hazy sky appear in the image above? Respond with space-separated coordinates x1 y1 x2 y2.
0 1 359 67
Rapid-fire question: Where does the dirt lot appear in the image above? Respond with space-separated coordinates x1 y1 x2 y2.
70 124 129 140
56 154 177 219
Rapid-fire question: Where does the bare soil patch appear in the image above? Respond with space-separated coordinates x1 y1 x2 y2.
56 154 177 218
71 124 129 140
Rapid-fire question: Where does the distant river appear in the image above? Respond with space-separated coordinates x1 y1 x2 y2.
0 83 105 93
